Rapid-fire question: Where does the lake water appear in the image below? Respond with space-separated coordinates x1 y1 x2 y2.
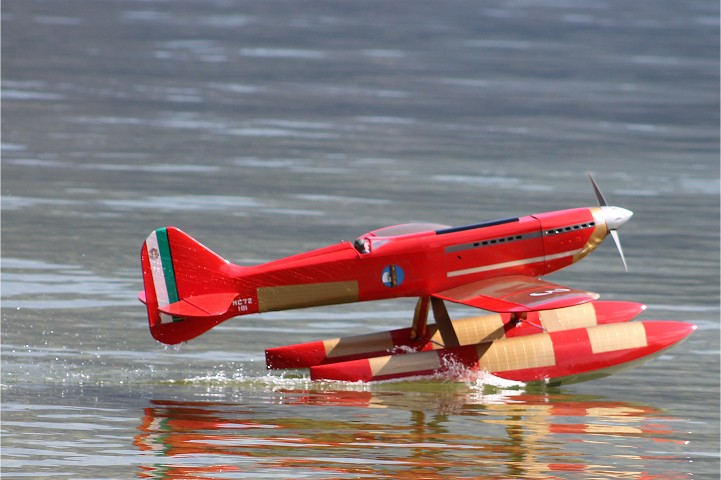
2 0 719 478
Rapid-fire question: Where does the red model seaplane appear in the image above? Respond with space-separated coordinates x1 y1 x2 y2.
140 176 695 384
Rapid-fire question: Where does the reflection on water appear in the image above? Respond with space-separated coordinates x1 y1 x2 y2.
135 386 691 479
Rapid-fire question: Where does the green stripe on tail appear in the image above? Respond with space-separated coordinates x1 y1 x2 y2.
156 228 181 322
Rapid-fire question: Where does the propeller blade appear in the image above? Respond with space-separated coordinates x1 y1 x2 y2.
589 173 631 271
610 229 629 272
588 172 608 207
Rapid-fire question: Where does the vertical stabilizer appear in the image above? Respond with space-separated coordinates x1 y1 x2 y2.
140 227 243 344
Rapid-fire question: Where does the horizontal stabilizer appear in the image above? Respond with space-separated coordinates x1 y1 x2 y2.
434 275 599 313
157 292 239 319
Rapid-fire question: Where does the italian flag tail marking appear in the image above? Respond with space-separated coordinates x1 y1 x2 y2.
146 228 180 324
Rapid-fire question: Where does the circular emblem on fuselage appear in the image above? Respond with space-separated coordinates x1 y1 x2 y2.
381 265 404 288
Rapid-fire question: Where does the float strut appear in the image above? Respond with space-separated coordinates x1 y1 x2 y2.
411 296 430 340
431 297 460 347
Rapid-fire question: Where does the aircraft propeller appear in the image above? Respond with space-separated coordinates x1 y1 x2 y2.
588 173 632 271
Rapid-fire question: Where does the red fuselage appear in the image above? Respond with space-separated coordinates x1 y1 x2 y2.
221 207 607 316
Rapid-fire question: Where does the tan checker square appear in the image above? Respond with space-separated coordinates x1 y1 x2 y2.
588 322 647 354
478 334 556 372
258 281 359 312
539 302 597 332
324 331 396 358
369 351 441 377
452 313 506 345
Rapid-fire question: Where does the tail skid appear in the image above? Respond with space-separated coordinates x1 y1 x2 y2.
140 227 243 345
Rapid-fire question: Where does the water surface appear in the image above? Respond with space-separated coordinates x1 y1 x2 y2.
2 0 719 478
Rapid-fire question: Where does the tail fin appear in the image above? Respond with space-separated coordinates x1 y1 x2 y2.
139 227 247 344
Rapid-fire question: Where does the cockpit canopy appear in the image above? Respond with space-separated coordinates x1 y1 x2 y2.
354 222 449 254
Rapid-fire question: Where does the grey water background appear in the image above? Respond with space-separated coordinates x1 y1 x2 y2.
2 0 719 478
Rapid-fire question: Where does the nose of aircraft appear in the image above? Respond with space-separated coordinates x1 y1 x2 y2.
600 206 633 231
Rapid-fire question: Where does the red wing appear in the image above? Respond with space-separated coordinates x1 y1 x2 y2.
433 275 599 313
